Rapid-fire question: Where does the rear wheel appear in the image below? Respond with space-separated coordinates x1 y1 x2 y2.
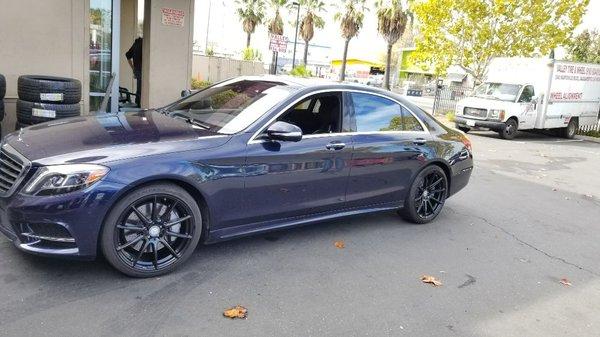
499 118 518 140
400 165 448 224
101 183 202 277
560 118 577 139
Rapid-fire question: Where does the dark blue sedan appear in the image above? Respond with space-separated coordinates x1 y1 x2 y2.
0 77 473 277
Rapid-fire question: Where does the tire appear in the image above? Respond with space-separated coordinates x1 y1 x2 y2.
0 74 5 100
101 183 203 278
498 118 518 140
457 126 470 133
0 99 4 122
18 75 81 104
560 118 577 139
16 99 80 125
399 165 448 224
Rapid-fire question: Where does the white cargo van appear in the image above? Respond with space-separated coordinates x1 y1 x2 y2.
454 57 600 139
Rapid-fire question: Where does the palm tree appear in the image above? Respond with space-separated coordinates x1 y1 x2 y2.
376 0 411 90
334 0 367 81
267 0 288 73
236 0 266 48
299 0 326 66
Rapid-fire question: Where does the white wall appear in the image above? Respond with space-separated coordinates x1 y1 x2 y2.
191 54 266 83
142 0 194 108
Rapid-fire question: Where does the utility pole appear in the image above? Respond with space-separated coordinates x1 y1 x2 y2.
292 2 300 69
205 0 212 53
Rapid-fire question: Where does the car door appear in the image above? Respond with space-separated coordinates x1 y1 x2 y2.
345 91 430 208
517 85 537 129
243 91 353 224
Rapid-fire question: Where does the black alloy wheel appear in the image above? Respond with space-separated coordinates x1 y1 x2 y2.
102 184 202 277
400 165 448 224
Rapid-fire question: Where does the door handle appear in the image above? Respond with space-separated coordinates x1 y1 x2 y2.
413 138 427 145
326 142 346 150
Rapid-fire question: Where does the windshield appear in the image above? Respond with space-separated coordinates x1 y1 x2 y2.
165 80 292 134
473 82 522 102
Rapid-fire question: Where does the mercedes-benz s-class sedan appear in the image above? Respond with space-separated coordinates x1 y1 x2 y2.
0 77 473 277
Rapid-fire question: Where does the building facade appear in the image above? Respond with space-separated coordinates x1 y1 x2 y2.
0 0 195 135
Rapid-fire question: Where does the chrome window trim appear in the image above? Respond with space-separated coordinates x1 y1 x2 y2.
248 88 429 144
0 144 32 197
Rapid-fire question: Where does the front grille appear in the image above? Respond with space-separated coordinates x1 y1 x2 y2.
0 145 29 196
464 107 488 118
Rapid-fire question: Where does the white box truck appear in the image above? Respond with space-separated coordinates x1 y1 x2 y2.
454 57 600 139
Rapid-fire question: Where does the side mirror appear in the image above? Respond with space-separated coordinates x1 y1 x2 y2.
266 121 303 142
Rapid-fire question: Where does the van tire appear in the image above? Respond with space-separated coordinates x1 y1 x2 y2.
560 118 577 139
18 75 81 104
499 118 518 140
16 99 80 125
0 74 6 100
457 126 470 133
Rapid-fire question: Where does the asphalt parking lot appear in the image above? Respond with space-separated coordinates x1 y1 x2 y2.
1 130 600 337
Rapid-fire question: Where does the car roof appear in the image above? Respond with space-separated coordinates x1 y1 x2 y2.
233 75 386 94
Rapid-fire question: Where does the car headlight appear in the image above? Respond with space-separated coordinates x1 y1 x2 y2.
23 164 109 196
489 109 505 120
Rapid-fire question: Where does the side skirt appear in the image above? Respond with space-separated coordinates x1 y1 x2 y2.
205 201 403 244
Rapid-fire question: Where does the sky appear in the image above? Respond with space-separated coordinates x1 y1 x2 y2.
193 0 600 63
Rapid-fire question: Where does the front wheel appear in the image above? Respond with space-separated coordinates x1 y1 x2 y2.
457 125 470 133
101 183 203 277
400 165 448 224
498 118 518 140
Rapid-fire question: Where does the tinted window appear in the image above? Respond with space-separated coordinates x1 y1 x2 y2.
351 93 423 132
167 80 291 134
519 85 535 102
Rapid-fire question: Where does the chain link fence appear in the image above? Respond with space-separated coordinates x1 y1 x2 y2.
433 83 474 116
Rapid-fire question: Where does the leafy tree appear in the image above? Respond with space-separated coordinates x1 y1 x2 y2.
376 0 411 90
411 0 589 82
335 0 368 81
236 0 266 48
267 0 288 35
568 29 600 64
299 0 326 66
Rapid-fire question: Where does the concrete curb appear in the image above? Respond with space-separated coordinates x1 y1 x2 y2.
576 135 600 144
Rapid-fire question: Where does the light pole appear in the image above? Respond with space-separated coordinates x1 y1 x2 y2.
291 2 300 69
205 0 212 53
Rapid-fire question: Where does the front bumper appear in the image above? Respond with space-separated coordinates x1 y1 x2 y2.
455 116 506 131
0 180 126 259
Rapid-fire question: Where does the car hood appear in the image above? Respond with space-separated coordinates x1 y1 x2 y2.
458 96 513 110
3 110 232 166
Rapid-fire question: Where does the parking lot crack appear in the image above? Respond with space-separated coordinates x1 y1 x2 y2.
447 207 600 277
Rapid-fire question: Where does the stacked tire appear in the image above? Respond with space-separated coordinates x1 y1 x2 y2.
16 75 81 130
0 74 5 127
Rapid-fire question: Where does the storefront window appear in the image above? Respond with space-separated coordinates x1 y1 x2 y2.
89 0 113 112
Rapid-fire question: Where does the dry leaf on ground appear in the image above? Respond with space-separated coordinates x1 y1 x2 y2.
421 275 443 286
223 305 248 319
334 241 345 249
559 278 572 286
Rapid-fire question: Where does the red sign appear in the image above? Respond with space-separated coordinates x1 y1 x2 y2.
269 34 288 53
161 8 185 27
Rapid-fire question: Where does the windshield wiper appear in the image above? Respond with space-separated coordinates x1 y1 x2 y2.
171 113 211 129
